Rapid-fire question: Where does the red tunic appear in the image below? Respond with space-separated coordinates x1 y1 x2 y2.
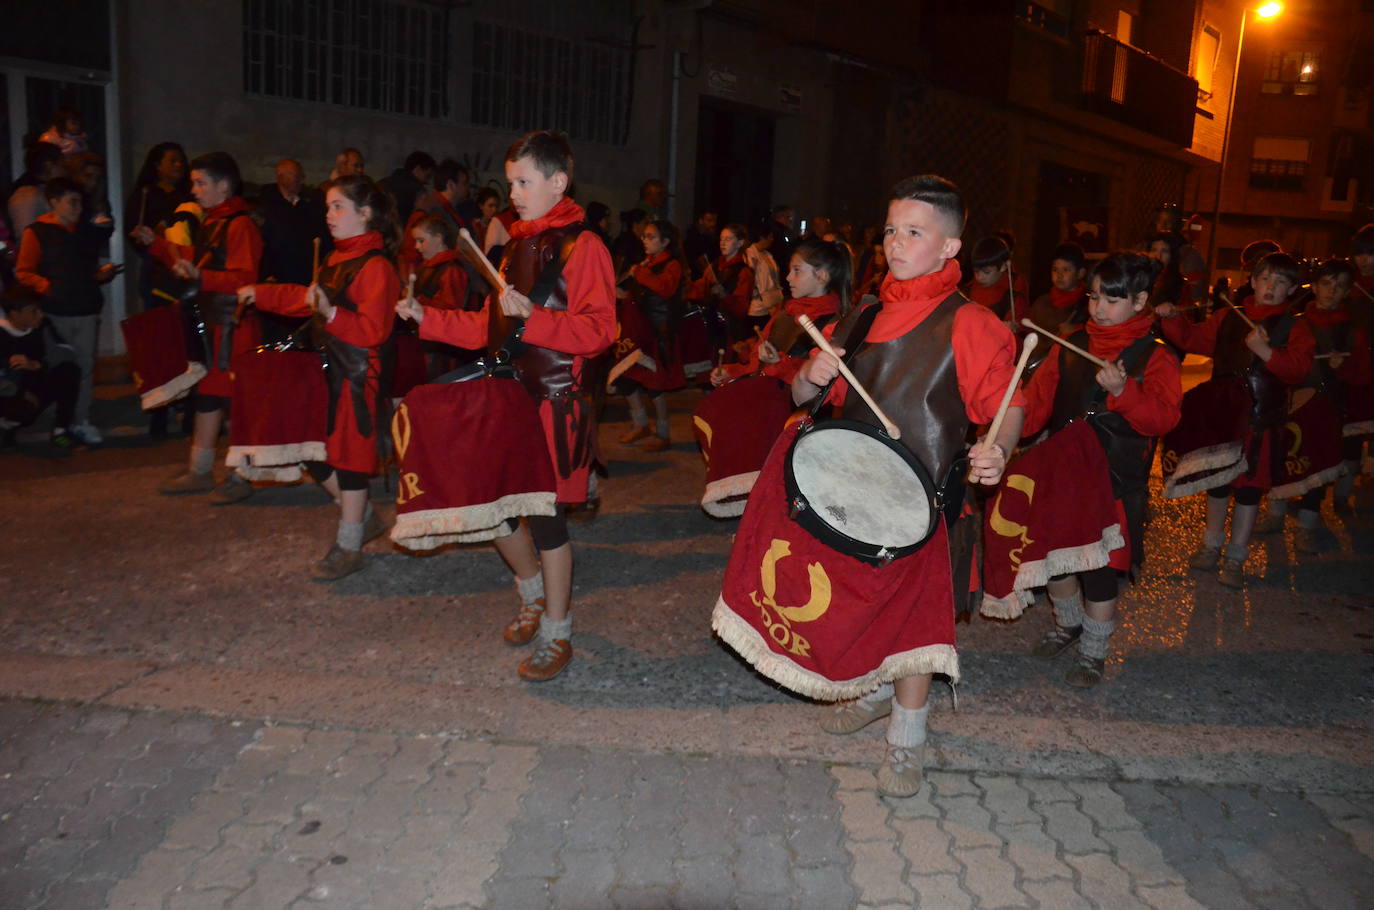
722 293 841 385
628 250 683 298
689 254 753 320
148 197 264 398
399 195 470 273
254 231 398 474
416 249 470 311
963 270 1029 325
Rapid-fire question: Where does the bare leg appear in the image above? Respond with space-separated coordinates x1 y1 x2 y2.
192 409 223 453
893 673 932 710
538 542 573 621
1083 598 1118 623
493 522 542 580
339 488 367 525
318 470 342 503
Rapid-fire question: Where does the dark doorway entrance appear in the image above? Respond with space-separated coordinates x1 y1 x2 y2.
1031 162 1109 298
694 100 775 228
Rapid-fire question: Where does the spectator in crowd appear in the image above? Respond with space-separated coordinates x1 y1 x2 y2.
325 147 365 187
64 152 112 227
379 150 436 223
258 158 330 286
683 209 719 279
472 187 502 247
0 285 80 452
634 179 667 221
36 108 89 158
6 142 64 239
767 204 796 274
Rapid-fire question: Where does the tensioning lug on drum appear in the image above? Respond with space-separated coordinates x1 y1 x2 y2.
789 497 807 519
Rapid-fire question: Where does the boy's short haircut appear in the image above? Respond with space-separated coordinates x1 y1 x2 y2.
189 151 243 196
413 212 456 249
24 141 62 176
1051 241 1086 271
505 130 574 181
1091 250 1157 300
404 150 436 172
2 284 45 313
1240 239 1282 268
890 174 967 237
43 176 84 202
1253 251 1301 286
433 158 469 192
970 235 1011 269
1313 257 1357 284
1351 223 1374 256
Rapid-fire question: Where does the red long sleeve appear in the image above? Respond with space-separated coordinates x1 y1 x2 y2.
1263 317 1314 385
254 282 310 317
420 261 469 311
200 217 262 294
15 225 51 295
629 256 682 298
1107 347 1183 436
418 304 484 349
1020 347 1060 438
1158 309 1225 356
523 232 616 356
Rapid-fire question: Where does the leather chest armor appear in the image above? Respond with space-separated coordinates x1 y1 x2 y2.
316 250 389 437
1211 307 1296 430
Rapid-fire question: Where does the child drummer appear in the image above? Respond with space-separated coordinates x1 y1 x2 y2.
396 130 615 681
716 175 1024 797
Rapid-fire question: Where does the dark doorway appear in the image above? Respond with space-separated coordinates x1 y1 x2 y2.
694 100 775 228
1031 162 1109 298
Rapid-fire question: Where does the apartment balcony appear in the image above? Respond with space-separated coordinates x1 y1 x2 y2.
1080 29 1196 148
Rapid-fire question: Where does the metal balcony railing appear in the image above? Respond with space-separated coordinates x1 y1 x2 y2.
1081 29 1197 147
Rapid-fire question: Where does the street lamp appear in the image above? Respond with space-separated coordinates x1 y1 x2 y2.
1207 3 1283 271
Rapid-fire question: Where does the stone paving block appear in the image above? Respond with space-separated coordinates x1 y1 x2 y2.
1137 882 1213 910
1310 793 1374 861
550 846 617 907
42 875 116 910
382 736 445 783
610 884 678 908
253 725 307 751
239 771 319 825
729 776 789 837
364 865 435 909
957 844 1031 908
459 788 522 847
498 818 564 878
132 766 218 820
830 764 876 792
940 793 1003 851
350 782 421 841
210 748 289 793
1023 877 1094 910
441 738 491 764
908 871 973 910
617 836 679 889
77 813 171 880
891 817 959 875
348 732 401 758
1066 851 1151 909
562 795 626 850
837 789 897 843
578 751 638 801
1020 777 1077 805
786 817 850 868
56 782 143 838
792 862 857 910
733 832 792 896
846 839 912 906
104 848 200 910
1069 780 1138 832
485 874 552 910
185 843 260 891
164 790 248 850
1040 800 1110 854
886 783 941 820
284 729 354 775
166 717 221 745
975 775 1039 827
316 754 387 801
781 759 839 817
927 770 980 798
482 745 538 792
80 710 131 734
732 890 793 909
429 854 498 907
22 834 89 884
390 815 461 865
673 854 735 906
415 761 483 810
166 887 239 909
1163 786 1232 840
1103 826 1185 887
185 725 258 770
1001 821 1074 882
225 856 313 909
678 815 735 858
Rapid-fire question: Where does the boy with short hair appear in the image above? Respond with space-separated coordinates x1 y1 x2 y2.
714 175 1023 796
964 234 1027 325
131 152 264 497
0 286 80 451
15 176 118 446
396 130 615 681
1027 241 1088 336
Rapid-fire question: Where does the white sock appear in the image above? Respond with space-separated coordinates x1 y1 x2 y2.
189 446 215 476
537 614 571 643
1080 616 1116 661
516 573 545 606
336 520 364 552
885 702 930 748
1050 590 1084 629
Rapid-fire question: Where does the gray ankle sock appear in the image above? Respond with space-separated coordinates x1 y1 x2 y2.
1224 541 1249 562
189 446 215 476
516 573 545 606
1269 499 1289 517
336 521 364 551
654 419 670 439
1079 616 1116 661
1298 508 1320 530
885 702 930 747
1050 591 1085 629
1335 464 1357 499
538 615 571 643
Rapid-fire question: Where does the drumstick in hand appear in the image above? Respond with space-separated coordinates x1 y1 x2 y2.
969 333 1038 482
457 228 510 295
1217 294 1259 332
1019 319 1109 369
796 314 901 440
1352 282 1374 304
311 237 321 285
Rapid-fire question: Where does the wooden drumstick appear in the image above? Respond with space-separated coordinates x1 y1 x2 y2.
1217 294 1259 332
1314 351 1349 360
1018 319 1110 369
796 314 901 440
457 228 509 295
969 333 1038 482
1353 282 1374 303
311 236 321 285
137 186 148 227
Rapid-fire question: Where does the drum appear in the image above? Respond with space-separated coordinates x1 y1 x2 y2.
784 419 938 565
692 374 796 517
679 305 725 381
120 304 206 410
390 377 558 551
226 349 329 482
1161 376 1251 498
390 331 427 399
1270 390 1345 499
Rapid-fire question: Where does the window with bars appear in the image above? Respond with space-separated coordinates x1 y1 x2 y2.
470 20 631 146
1261 50 1319 96
243 0 448 118
1249 136 1310 191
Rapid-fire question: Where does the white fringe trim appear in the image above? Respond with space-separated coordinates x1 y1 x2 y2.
711 596 960 700
700 471 759 518
235 464 305 483
139 363 207 410
225 441 327 468
978 523 1124 620
1269 462 1348 500
1163 441 1245 499
1342 420 1374 437
684 358 713 377
391 492 557 551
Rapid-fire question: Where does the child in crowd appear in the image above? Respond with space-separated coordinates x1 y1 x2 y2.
964 235 1027 325
37 108 89 158
744 224 783 336
1018 252 1182 686
0 286 80 451
691 223 753 343
1027 241 1089 336
616 219 686 452
408 213 476 374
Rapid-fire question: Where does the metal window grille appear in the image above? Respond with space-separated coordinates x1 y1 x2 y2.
243 0 448 118
470 20 630 146
1261 50 1319 96
1249 157 1308 191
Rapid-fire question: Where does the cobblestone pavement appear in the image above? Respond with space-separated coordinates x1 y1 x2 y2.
3 382 1374 907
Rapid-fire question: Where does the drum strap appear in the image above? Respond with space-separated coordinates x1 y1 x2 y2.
804 302 882 420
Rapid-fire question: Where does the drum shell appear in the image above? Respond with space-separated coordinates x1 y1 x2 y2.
1270 391 1345 499
1161 376 1251 498
120 303 206 409
679 306 724 379
227 349 329 471
692 375 796 517
390 332 428 399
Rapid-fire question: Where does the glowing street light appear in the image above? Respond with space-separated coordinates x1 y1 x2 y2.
1257 2 1283 18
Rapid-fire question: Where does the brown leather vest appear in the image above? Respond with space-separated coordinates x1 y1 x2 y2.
317 250 388 437
1301 313 1345 393
766 309 837 359
193 210 251 325
490 223 588 400
1211 307 1296 429
833 292 968 485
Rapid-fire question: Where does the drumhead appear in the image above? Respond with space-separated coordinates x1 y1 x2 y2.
788 423 934 549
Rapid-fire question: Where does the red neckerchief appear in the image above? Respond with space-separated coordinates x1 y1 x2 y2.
639 250 672 269
509 197 583 240
871 259 962 343
1240 292 1291 322
422 249 462 268
716 252 745 271
203 196 250 223
1050 284 1085 309
966 270 1008 309
1305 304 1351 328
327 230 383 265
783 293 840 320
1086 310 1154 361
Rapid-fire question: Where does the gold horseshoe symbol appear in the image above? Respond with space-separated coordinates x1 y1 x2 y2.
749 538 832 624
